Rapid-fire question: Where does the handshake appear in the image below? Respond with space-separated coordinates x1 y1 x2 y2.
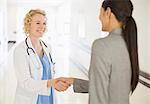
48 77 74 92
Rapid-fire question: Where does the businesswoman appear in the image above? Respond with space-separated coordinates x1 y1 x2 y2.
88 0 139 104
59 0 139 104
13 9 69 104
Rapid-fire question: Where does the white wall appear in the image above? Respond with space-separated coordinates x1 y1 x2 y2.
7 1 18 41
0 0 8 103
83 0 100 40
0 0 8 79
70 0 100 41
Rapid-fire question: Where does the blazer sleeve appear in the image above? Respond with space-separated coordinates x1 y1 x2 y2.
89 39 111 104
73 79 89 93
13 45 50 95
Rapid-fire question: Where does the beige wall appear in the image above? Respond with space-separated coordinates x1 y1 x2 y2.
148 0 150 71
130 0 150 104
132 0 149 73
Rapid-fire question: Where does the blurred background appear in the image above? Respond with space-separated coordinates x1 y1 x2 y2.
0 0 149 104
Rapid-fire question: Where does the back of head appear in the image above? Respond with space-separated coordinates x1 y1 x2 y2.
102 0 139 93
102 0 133 23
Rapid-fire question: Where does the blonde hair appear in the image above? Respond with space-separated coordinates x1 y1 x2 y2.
23 9 46 34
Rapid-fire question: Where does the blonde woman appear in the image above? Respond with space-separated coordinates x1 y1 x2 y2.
13 9 69 104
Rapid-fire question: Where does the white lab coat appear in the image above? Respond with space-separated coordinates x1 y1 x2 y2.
13 37 56 104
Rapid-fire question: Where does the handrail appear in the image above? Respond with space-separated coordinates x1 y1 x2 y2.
139 70 150 88
140 70 150 80
139 79 150 88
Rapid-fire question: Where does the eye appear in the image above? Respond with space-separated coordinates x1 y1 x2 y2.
36 22 40 24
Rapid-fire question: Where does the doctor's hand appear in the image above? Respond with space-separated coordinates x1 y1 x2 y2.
55 79 71 92
54 77 75 91
57 77 74 85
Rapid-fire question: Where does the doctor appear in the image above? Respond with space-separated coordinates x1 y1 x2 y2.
13 9 69 104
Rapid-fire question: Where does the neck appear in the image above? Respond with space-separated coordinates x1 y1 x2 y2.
29 35 41 49
109 22 122 32
109 14 122 32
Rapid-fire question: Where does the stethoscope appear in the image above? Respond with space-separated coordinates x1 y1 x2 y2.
25 37 55 75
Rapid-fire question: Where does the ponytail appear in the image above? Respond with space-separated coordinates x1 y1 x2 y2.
122 16 139 93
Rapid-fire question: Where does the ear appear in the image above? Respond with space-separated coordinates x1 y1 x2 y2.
106 7 111 17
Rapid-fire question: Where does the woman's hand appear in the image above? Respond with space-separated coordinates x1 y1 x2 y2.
47 78 72 92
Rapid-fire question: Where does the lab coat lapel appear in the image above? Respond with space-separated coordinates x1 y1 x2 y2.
26 37 43 79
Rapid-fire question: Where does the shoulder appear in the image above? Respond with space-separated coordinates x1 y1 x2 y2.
92 37 110 53
92 37 112 63
92 32 123 52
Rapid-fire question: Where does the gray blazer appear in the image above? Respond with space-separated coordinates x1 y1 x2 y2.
89 28 131 104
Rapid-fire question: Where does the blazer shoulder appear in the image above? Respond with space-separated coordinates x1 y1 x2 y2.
92 37 110 51
92 38 112 63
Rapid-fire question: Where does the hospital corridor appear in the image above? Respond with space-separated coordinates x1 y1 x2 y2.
0 0 150 104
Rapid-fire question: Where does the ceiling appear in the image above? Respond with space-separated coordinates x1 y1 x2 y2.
7 0 66 7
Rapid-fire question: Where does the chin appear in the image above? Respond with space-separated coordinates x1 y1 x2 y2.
37 33 44 37
39 34 44 38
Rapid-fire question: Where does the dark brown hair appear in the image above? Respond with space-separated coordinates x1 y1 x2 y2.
102 0 139 93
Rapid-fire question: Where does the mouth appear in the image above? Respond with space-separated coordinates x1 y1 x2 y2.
36 30 45 34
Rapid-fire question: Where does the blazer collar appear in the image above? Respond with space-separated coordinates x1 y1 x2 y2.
109 28 122 36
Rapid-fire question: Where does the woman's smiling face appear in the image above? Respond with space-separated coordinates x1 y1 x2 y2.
29 13 47 38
